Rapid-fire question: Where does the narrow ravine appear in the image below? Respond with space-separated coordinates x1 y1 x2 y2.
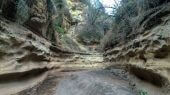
1 0 170 95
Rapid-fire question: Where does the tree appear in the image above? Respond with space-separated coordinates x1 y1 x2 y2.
76 0 113 45
16 0 29 24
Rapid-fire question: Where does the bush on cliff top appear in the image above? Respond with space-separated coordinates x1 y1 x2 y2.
100 0 170 51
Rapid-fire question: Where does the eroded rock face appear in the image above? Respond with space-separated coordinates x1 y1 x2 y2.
0 0 76 94
0 0 61 45
0 17 56 94
104 3 170 88
67 0 86 23
0 0 77 94
0 18 51 75
26 0 49 35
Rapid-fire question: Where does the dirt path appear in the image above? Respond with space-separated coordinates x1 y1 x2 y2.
13 51 137 95
16 68 136 95
2 52 168 95
55 70 135 95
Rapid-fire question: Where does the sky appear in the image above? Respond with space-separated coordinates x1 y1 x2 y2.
100 0 121 15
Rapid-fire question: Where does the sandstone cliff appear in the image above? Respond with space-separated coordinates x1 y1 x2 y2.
104 3 170 90
1 0 62 45
0 0 72 94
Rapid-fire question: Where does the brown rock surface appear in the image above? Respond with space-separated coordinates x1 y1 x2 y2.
0 18 51 75
0 17 51 94
0 0 61 45
104 3 170 90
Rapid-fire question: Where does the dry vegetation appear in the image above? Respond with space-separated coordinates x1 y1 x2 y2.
100 0 170 51
76 0 112 45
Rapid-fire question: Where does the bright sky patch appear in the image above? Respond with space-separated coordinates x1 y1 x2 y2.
100 0 121 15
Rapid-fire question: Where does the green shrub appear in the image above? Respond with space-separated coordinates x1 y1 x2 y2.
16 0 29 24
55 26 65 34
75 0 107 45
139 90 149 95
53 18 65 35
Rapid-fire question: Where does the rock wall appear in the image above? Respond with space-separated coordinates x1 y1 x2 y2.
0 0 61 45
104 3 170 88
0 17 50 88
0 1 73 94
67 0 86 23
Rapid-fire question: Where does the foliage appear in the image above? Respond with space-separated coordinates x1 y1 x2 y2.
76 0 111 45
100 0 170 50
16 0 29 24
47 0 57 15
55 26 65 34
53 18 65 35
84 0 105 25
77 25 104 45
114 0 138 23
114 0 169 23
139 90 149 95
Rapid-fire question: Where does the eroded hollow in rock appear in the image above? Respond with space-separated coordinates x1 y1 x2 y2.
129 66 168 87
0 68 48 82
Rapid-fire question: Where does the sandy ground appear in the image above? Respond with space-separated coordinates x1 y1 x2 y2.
12 52 169 95
16 68 136 95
